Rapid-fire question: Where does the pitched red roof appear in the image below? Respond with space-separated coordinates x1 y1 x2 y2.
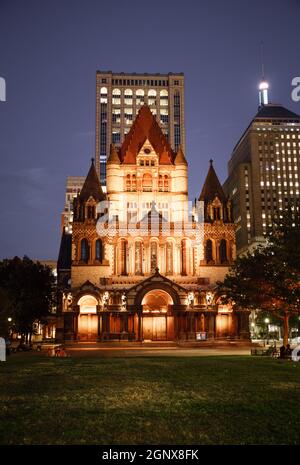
119 105 175 164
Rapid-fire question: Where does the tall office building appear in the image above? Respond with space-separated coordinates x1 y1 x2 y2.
61 176 85 233
223 79 300 254
95 71 185 184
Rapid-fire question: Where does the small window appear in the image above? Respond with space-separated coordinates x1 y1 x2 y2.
95 239 103 262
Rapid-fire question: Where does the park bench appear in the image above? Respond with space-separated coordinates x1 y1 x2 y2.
251 347 279 357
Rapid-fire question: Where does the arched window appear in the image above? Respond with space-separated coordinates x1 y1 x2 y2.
150 242 158 273
112 88 121 105
124 89 133 105
120 239 128 275
87 206 95 219
100 87 107 103
158 175 163 191
126 174 131 191
219 239 227 263
80 204 84 220
164 175 169 192
160 89 168 106
136 89 144 106
166 242 173 275
135 241 143 275
205 239 213 263
148 89 156 105
181 239 187 275
213 207 221 220
142 173 152 191
81 239 89 263
132 174 136 190
95 239 103 262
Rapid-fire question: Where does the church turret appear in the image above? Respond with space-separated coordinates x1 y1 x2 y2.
174 146 188 166
199 159 231 222
107 144 120 165
73 158 106 222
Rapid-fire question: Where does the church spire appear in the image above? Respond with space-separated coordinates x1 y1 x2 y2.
198 159 226 202
79 158 106 202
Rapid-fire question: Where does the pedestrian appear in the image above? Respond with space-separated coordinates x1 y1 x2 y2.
286 344 292 357
279 345 286 359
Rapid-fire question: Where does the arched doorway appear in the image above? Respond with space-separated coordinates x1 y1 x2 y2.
141 289 174 341
77 295 98 341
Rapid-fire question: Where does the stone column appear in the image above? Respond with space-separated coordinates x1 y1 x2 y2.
207 313 215 339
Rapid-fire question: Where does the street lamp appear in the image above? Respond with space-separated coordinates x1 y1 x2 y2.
264 318 270 344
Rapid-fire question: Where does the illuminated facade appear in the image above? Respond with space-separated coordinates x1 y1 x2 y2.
57 106 249 343
223 103 300 254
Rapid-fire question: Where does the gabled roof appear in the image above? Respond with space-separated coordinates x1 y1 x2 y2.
126 268 188 294
254 104 300 120
199 160 226 202
119 105 175 164
79 159 106 202
57 228 72 270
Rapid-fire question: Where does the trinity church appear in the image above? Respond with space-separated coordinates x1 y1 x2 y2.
57 105 250 342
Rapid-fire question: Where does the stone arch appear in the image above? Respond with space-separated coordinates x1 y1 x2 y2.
134 282 181 309
78 294 98 314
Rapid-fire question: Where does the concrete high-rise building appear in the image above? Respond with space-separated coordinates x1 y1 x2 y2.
95 71 186 184
223 79 300 254
61 176 85 233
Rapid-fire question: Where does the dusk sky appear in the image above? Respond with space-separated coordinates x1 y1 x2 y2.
0 0 299 260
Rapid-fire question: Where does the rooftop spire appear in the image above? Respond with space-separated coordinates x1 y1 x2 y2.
174 145 188 165
198 159 226 202
258 41 269 107
79 158 106 202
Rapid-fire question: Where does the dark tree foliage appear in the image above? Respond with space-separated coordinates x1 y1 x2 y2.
218 204 300 346
0 256 55 340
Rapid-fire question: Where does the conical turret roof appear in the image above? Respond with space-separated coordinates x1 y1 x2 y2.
174 146 188 165
198 159 226 202
79 158 106 202
107 144 120 164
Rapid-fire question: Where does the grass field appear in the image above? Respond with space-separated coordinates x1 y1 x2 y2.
1 354 300 445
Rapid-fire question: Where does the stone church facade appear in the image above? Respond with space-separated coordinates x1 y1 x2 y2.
56 105 250 342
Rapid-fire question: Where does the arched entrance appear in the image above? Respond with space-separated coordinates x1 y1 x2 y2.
141 289 174 341
77 295 98 341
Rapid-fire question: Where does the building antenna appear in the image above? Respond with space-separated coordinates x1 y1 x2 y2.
260 41 265 80
258 41 269 107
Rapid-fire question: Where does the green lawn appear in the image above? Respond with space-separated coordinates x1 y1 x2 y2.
1 354 300 445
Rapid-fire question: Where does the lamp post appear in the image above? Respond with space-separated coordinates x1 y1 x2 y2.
264 318 270 345
250 322 256 340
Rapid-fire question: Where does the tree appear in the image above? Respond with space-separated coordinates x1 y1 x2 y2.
218 204 300 346
0 256 55 342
